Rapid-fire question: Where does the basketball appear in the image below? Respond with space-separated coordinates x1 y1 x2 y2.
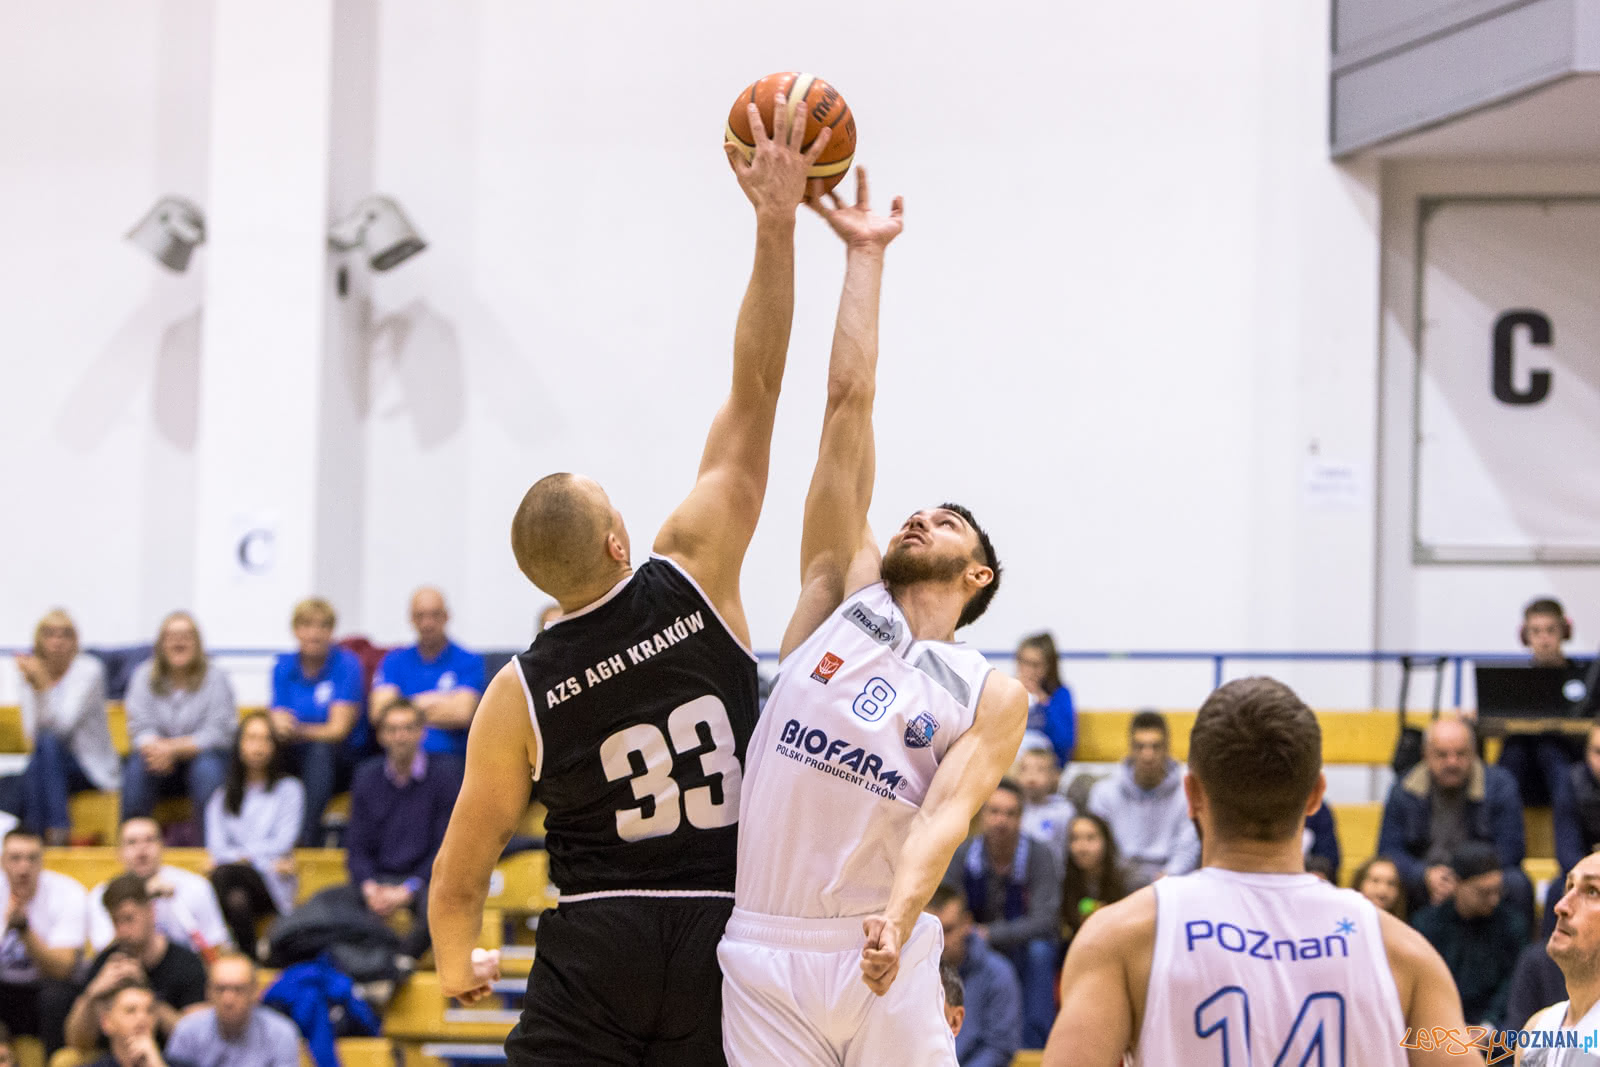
725 72 856 197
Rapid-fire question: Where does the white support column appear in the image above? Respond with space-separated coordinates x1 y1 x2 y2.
192 3 336 647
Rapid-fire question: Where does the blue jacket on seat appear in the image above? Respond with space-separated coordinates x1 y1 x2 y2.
264 956 381 1067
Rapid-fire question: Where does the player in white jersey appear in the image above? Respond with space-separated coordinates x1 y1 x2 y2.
717 169 1029 1066
1519 851 1600 1066
1044 676 1478 1067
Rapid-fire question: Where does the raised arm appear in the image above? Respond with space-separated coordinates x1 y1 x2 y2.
778 171 905 661
429 664 536 1002
653 95 831 643
859 674 1027 993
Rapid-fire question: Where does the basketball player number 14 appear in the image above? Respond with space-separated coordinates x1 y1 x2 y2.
1195 987 1345 1065
599 695 742 842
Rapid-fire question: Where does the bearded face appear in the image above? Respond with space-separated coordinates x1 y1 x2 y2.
880 541 970 587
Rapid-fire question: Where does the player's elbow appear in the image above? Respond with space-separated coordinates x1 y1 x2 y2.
825 367 875 413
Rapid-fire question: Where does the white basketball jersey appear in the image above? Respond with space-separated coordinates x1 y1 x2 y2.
1136 868 1406 1067
734 583 992 918
1523 999 1600 1065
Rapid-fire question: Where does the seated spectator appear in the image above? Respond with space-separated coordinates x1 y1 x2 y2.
164 953 300 1067
1016 746 1074 868
83 979 198 1067
1086 710 1200 884
269 598 364 847
1500 597 1583 806
940 962 964 1041
1014 633 1075 766
122 613 236 835
1304 799 1340 876
1504 940 1566 1032
1350 856 1407 920
65 875 207 1053
90 818 230 957
925 885 1020 1067
943 780 1059 1049
0 611 119 845
1409 842 1529 1028
205 714 303 957
336 699 462 962
1550 721 1600 931
0 828 85 1054
1060 813 1130 944
369 589 484 757
1378 716 1531 919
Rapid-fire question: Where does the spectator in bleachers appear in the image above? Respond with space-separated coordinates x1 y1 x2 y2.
1504 940 1567 1032
1499 597 1583 806
1014 633 1075 767
89 818 229 957
939 962 964 1040
1304 800 1340 876
339 698 462 963
925 885 1020 1067
82 978 198 1067
368 589 483 758
164 953 299 1067
944 779 1059 1049
1409 841 1528 1028
1060 813 1130 945
205 713 302 957
0 610 119 845
66 876 206 1054
1016 746 1074 869
122 613 236 836
1550 721 1600 931
1086 710 1200 884
268 598 363 847
1378 716 1532 919
0 828 84 1054
1350 856 1407 920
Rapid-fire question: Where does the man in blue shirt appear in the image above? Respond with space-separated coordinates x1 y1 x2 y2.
926 885 1020 1067
369 588 484 757
269 598 365 846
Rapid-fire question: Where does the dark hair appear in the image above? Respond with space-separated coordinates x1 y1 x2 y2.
1188 677 1321 842
1129 709 1168 740
0 1018 12 1049
940 962 964 1008
1016 632 1062 693
1526 597 1566 621
223 710 290 816
1305 855 1335 882
992 778 1023 806
102 872 152 913
94 976 152 1012
939 502 1001 629
1061 813 1128 933
376 697 424 731
1350 856 1406 920
2 828 40 848
927 884 964 913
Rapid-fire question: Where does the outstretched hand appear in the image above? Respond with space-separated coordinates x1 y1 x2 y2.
726 93 833 216
808 168 903 250
859 915 903 995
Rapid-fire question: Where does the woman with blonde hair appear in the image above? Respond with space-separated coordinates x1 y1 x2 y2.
0 610 119 844
121 611 237 834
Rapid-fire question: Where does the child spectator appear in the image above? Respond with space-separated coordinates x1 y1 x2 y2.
1016 746 1074 869
1060 813 1130 943
205 714 303 956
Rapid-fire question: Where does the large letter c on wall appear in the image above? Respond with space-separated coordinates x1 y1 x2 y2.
1492 309 1552 405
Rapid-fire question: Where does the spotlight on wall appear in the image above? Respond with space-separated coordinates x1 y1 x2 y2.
126 196 207 272
328 195 427 271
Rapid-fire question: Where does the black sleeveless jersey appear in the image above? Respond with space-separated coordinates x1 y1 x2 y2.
513 555 759 898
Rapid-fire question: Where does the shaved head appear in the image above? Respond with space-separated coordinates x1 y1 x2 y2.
512 473 626 598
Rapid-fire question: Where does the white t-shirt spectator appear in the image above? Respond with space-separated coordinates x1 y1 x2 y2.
0 869 88 983
88 865 230 954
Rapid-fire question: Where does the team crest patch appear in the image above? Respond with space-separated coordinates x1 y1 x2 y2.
905 712 939 749
811 652 844 684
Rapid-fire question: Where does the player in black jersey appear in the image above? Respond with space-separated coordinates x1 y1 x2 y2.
427 98 832 1066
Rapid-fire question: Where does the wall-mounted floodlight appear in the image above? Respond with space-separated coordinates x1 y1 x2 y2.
126 197 206 272
328 195 426 271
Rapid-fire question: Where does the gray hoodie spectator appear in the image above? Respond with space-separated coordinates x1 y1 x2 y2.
1086 710 1200 883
